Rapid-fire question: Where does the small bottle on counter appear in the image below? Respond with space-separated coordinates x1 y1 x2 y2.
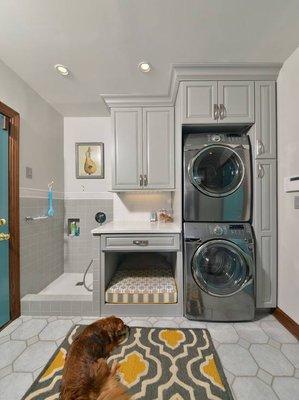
150 211 157 222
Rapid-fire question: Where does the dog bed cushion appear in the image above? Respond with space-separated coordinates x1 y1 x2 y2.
105 254 177 304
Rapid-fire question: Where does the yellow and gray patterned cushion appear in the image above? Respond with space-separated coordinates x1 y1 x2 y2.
105 255 177 304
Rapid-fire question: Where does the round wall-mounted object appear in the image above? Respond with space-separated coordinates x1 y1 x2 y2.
95 212 106 225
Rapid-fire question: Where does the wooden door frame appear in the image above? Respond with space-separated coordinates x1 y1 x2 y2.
0 100 20 322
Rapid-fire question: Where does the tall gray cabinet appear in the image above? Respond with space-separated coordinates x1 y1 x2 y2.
253 81 277 308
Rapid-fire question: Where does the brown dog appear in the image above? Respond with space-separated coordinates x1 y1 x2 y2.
60 316 130 400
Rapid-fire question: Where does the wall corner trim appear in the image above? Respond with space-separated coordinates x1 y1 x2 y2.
273 307 299 339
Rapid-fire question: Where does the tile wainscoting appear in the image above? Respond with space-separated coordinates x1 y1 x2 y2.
64 199 113 273
20 198 64 297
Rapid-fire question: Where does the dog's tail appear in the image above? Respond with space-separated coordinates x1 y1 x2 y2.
90 359 131 400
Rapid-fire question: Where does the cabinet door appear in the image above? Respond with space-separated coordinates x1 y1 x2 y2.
218 81 254 123
253 159 277 308
112 108 143 190
255 81 276 159
142 107 175 189
181 81 218 124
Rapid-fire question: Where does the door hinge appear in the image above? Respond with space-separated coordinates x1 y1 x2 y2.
2 116 9 131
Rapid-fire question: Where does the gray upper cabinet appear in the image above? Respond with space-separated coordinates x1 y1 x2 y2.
253 159 277 308
181 81 218 124
182 80 254 124
112 108 143 190
143 107 175 189
255 81 276 159
112 107 175 191
218 81 254 123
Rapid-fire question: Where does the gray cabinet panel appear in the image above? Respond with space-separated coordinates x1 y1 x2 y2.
112 108 143 190
181 81 218 124
218 81 254 123
143 107 174 189
254 159 277 308
255 81 276 159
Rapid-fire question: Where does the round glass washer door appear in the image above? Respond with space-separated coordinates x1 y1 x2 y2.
192 239 251 297
188 145 244 197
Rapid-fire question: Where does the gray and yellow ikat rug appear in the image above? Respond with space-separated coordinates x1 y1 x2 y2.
22 325 233 400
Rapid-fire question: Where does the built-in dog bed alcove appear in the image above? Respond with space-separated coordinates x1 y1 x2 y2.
105 253 178 304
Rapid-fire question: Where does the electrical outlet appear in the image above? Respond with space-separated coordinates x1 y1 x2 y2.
26 167 32 179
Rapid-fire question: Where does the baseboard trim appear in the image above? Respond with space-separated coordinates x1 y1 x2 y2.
273 308 299 340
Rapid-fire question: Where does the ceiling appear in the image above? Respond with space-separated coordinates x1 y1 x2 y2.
0 0 299 117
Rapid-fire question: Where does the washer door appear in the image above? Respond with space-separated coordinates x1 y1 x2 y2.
188 145 244 197
192 239 251 297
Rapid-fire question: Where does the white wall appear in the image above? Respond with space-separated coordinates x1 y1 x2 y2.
64 117 112 198
0 59 64 197
277 47 299 323
64 117 172 221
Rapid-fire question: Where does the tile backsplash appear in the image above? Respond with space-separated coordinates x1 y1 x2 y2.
20 197 64 297
64 199 113 273
20 193 169 297
113 192 173 221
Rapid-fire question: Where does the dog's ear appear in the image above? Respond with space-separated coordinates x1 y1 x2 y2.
90 332 110 345
86 332 110 357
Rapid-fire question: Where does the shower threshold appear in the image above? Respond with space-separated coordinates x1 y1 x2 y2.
21 273 94 316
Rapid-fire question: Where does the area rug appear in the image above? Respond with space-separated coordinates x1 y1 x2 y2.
22 325 233 400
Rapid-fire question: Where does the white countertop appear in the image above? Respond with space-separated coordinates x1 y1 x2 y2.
91 221 181 235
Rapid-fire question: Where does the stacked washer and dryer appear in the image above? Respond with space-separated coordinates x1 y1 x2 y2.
183 131 255 321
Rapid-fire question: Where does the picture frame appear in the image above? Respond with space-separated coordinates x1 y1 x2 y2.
75 142 104 179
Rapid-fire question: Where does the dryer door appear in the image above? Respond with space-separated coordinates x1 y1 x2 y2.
192 239 252 297
188 145 244 197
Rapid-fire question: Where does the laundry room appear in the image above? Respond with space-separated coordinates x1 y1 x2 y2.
0 2 299 400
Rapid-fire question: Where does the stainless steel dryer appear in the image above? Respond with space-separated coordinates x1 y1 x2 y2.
184 222 255 321
183 133 252 222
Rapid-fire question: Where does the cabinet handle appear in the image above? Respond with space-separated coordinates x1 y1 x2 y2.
213 104 219 120
257 164 265 179
219 104 226 120
144 174 148 187
256 139 265 156
132 240 149 246
139 174 144 187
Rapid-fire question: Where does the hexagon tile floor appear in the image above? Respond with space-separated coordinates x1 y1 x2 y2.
0 314 298 400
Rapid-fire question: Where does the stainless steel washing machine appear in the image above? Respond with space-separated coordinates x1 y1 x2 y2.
184 222 255 321
183 133 252 222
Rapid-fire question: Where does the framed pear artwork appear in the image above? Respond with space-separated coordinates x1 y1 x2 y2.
75 142 104 179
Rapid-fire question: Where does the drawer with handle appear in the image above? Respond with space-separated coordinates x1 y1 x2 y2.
101 234 180 251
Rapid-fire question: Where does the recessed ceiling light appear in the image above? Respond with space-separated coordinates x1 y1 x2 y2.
138 62 151 73
54 64 70 76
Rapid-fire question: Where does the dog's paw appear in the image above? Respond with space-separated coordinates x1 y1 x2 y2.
110 360 119 376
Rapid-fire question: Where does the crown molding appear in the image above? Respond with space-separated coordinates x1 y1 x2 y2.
101 62 282 110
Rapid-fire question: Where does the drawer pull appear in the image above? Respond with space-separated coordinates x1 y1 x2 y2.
132 240 149 246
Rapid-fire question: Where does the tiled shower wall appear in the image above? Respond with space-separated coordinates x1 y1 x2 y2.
64 199 113 273
20 198 64 297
